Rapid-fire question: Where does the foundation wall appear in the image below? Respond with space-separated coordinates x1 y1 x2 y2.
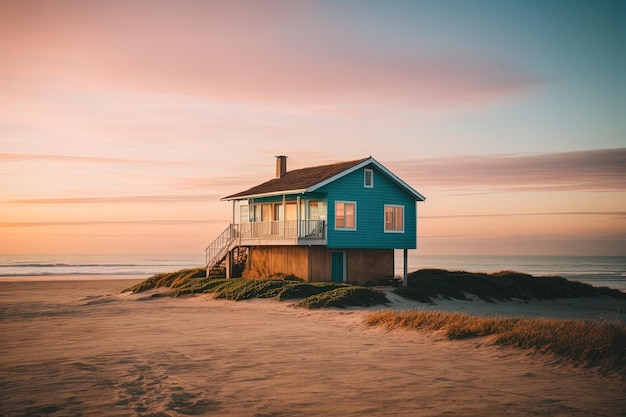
242 246 310 280
242 246 393 285
308 246 331 282
344 248 394 284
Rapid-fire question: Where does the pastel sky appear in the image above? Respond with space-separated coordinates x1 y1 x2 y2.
1 0 625 256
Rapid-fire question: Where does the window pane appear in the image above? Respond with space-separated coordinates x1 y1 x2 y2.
261 204 271 221
309 201 318 219
395 207 403 230
274 203 283 221
384 206 393 230
336 202 345 228
346 203 355 228
285 203 297 221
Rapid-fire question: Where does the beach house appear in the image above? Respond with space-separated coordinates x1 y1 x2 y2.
205 156 425 285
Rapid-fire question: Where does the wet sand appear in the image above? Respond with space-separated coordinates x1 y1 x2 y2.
0 278 624 416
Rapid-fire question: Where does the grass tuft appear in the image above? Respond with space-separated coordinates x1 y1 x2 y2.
212 279 295 300
276 282 350 301
295 286 389 309
365 310 626 377
122 267 206 293
169 278 228 296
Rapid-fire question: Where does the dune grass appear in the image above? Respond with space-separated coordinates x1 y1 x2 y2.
122 267 207 293
123 272 389 309
123 266 623 312
395 269 626 303
295 286 390 308
211 279 295 300
366 310 626 377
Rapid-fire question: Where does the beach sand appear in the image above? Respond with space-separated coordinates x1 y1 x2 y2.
1 278 624 416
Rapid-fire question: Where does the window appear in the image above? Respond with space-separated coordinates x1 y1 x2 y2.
335 201 356 230
240 205 249 223
364 169 374 188
384 205 404 232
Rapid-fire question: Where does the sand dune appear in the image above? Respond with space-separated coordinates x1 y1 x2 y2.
0 279 624 416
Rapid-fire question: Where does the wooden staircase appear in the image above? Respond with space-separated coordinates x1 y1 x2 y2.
205 225 247 278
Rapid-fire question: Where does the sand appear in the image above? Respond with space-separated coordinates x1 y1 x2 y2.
1 278 625 417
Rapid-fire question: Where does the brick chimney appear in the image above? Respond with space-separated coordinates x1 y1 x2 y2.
275 155 287 178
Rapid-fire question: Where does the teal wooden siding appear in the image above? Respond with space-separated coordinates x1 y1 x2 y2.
315 164 417 249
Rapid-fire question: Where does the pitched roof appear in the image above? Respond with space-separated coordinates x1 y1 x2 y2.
222 156 426 201
223 158 369 200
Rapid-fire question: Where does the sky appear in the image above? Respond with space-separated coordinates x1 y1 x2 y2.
1 0 625 257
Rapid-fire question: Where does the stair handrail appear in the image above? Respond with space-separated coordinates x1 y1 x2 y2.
205 224 237 268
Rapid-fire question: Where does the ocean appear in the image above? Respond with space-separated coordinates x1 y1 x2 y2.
0 253 624 291
0 254 204 280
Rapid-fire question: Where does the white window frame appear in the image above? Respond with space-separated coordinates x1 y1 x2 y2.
364 168 374 188
335 201 357 230
384 204 404 233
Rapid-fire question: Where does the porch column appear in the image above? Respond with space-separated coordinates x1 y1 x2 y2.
403 249 408 287
296 195 301 238
282 194 286 237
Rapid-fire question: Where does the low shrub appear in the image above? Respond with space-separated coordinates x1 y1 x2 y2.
170 278 228 296
396 269 626 303
123 270 387 308
276 282 348 300
212 279 295 300
295 286 389 309
122 267 206 293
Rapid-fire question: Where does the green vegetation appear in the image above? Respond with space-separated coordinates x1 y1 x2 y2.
395 269 626 303
294 286 390 308
122 267 207 293
365 310 626 377
276 282 350 300
212 279 295 300
123 271 389 309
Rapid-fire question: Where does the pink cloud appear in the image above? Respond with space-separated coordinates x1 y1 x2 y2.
5 195 221 205
0 153 186 166
0 219 223 227
0 1 539 108
391 148 626 192
422 211 626 219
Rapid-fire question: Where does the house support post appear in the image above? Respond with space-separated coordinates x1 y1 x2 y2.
225 250 232 279
403 249 408 287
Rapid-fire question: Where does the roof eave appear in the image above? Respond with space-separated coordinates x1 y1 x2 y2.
221 188 308 201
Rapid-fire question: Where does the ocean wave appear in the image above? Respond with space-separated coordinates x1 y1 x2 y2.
0 271 154 277
0 263 142 268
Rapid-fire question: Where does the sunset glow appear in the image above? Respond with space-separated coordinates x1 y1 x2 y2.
1 0 624 256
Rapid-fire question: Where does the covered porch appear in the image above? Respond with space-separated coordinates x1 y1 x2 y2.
234 219 326 246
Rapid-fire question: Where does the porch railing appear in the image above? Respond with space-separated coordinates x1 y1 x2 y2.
235 219 325 240
205 220 325 267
